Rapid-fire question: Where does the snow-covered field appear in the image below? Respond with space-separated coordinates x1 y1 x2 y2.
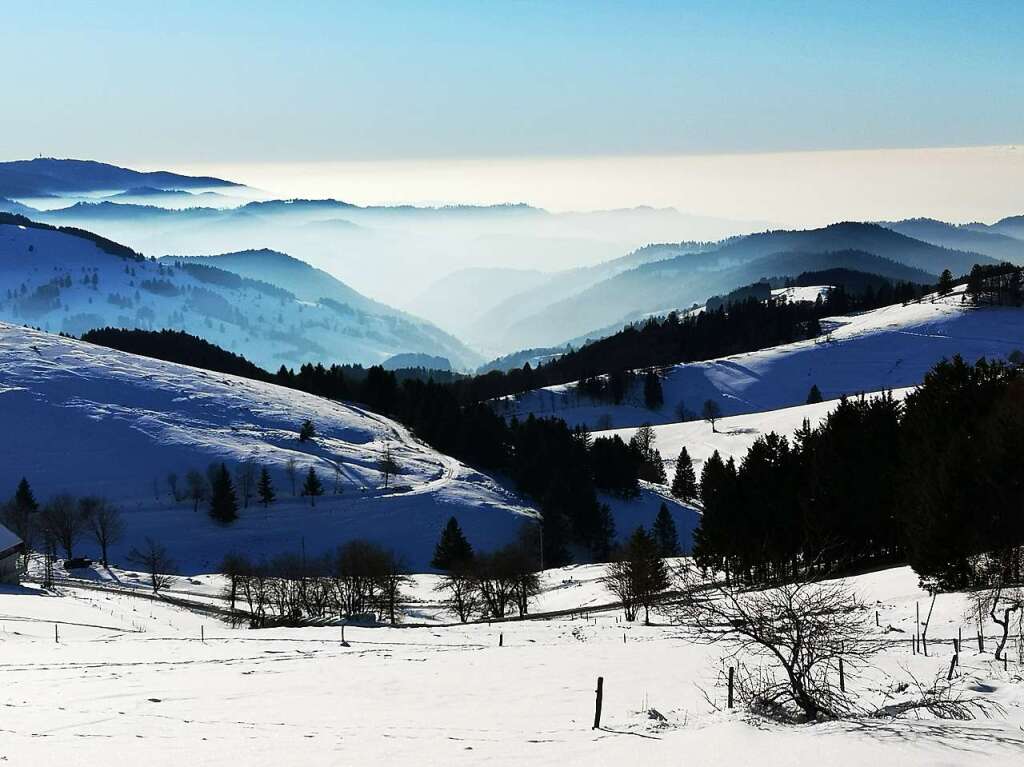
1 563 1022 766
598 388 915 477
507 290 1024 431
0 322 536 571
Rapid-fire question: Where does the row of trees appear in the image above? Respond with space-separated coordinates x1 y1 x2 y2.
692 355 1024 592
1 480 123 565
221 540 409 627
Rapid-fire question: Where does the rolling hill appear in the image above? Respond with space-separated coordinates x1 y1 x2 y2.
486 222 988 351
502 287 1024 431
0 217 481 369
0 322 532 571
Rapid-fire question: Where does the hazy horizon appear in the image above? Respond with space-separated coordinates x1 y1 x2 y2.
149 144 1024 231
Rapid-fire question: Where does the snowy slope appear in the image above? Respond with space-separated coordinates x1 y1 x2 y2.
0 222 480 369
505 289 1024 431
0 323 535 572
2 562 1022 766
597 388 915 479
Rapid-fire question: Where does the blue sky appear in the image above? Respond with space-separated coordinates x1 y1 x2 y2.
2 1 1022 163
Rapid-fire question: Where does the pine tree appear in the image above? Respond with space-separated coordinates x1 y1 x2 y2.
938 268 954 296
652 502 681 557
591 502 617 561
806 384 823 404
208 463 239 524
298 419 317 442
301 466 324 506
643 370 664 410
431 516 474 570
670 446 697 500
630 424 667 483
257 467 275 508
13 477 38 513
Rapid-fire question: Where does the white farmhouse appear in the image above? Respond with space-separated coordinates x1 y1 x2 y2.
0 522 24 584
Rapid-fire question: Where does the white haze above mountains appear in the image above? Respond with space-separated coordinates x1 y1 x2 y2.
2 158 1024 368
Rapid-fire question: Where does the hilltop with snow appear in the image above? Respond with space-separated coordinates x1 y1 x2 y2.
0 322 533 571
0 218 480 369
504 288 1024 431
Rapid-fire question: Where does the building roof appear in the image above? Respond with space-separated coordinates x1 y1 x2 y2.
0 521 23 559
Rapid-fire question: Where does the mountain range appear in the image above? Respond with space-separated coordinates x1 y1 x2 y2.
0 214 480 370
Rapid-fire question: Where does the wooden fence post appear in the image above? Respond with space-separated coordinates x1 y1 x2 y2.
947 651 958 681
55 624 59 643
838 658 845 693
728 666 735 709
592 677 604 729
499 633 503 647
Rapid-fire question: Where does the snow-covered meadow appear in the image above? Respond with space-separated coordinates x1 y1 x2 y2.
1 563 1022 766
506 290 1024 431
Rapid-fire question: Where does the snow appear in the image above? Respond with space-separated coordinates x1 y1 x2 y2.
597 388 915 477
771 284 832 303
1 562 1022 765
506 290 1024 430
0 322 536 572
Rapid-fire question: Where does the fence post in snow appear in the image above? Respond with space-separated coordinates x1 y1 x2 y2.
727 666 735 709
838 658 845 693
499 633 503 647
592 677 604 729
947 651 958 681
55 624 58 643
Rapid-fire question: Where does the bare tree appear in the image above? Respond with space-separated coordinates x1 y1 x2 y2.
433 568 482 623
167 472 181 502
377 444 399 489
601 527 669 624
185 470 207 512
285 457 298 496
967 549 1024 661
702 399 722 433
40 494 88 560
127 538 175 594
235 460 257 509
671 565 881 722
82 497 123 567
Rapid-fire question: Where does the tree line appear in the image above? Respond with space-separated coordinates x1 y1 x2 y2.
692 355 1024 592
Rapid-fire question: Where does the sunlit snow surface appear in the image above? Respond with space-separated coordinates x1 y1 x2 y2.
0 563 1021 766
507 288 1024 430
0 323 536 571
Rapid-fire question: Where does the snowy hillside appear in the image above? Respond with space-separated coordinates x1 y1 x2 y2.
505 289 1024 431
598 388 914 479
0 323 535 571
0 220 480 369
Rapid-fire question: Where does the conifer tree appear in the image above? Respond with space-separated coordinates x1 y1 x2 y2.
209 463 239 524
806 384 823 404
591 502 617 562
652 502 681 557
257 467 275 508
301 466 324 506
643 370 664 410
670 446 697 500
298 419 317 443
13 477 38 513
431 516 474 570
630 424 667 483
938 268 954 296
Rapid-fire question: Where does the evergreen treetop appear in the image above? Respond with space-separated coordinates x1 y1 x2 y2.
431 516 475 571
670 446 697 501
209 463 239 524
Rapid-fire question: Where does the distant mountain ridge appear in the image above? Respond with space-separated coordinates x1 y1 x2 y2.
0 220 482 370
0 158 240 198
486 222 985 350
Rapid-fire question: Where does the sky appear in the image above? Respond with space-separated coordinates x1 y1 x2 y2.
2 1 1022 222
